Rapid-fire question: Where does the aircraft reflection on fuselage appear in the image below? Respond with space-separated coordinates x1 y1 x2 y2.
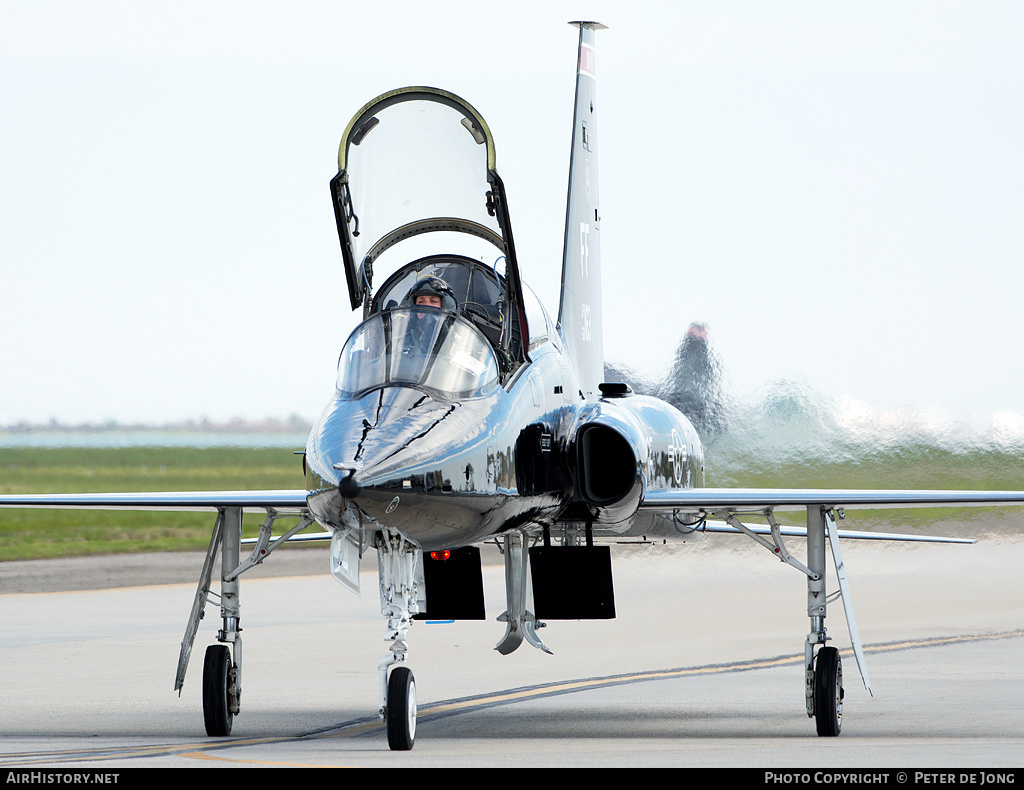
305 327 704 554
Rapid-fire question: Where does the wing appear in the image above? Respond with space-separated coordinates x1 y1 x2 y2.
642 487 1024 510
0 490 309 512
640 487 1024 544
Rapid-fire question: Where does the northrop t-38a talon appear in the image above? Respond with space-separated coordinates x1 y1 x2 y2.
4 22 1024 750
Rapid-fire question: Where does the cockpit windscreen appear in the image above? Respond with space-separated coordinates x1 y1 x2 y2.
337 308 499 399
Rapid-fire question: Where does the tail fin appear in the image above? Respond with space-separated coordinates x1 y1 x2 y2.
557 21 607 400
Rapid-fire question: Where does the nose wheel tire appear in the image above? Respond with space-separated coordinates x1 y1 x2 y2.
203 644 235 736
386 667 417 750
813 646 843 737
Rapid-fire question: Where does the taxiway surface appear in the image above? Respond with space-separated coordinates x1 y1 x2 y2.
1 527 1022 768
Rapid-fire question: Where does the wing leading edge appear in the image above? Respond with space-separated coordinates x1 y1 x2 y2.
642 487 1024 511
0 490 310 512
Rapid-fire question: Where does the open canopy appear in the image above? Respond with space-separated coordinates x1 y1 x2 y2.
331 87 522 315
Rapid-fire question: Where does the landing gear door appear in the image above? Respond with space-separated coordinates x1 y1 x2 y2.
330 528 363 595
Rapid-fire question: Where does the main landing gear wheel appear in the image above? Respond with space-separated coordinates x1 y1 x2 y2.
203 644 235 736
386 666 417 751
814 646 843 737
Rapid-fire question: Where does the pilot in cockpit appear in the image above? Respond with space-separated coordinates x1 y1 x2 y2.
405 275 457 312
401 275 457 356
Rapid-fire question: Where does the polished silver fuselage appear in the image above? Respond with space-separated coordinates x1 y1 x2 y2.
304 320 704 552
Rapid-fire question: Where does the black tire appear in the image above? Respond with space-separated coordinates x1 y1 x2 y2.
203 644 234 736
386 667 417 751
814 646 843 736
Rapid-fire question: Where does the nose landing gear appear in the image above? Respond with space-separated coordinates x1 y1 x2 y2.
376 530 422 750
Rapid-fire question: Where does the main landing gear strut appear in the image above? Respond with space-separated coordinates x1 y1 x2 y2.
714 505 870 737
177 510 421 750
175 506 313 736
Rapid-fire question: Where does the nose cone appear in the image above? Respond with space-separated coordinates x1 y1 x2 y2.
338 471 362 499
311 386 457 482
306 385 495 548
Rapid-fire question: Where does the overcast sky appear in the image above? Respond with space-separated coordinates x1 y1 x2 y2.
2 1 1022 426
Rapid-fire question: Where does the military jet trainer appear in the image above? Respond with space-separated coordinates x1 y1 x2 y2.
4 22 1024 751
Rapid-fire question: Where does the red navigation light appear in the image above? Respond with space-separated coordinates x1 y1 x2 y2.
429 550 451 561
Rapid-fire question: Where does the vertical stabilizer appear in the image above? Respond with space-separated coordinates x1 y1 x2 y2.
557 22 607 399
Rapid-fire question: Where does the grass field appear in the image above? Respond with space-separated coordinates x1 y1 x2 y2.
2 442 1021 561
0 447 304 560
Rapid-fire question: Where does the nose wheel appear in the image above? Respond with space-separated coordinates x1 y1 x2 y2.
386 666 417 750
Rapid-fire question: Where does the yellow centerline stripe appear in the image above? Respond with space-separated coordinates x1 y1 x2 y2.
180 751 351 768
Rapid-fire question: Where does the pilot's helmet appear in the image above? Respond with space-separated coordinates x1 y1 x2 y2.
404 276 457 312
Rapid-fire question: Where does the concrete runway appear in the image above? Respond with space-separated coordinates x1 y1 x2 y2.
1 529 1022 768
